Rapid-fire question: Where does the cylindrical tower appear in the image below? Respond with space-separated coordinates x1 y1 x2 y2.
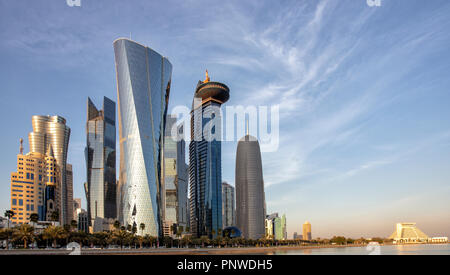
28 115 71 224
235 134 266 240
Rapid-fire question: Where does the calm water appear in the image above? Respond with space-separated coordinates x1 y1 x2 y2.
271 244 450 255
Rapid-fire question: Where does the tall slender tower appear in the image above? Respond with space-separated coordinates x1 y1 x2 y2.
162 115 189 236
235 126 266 240
189 71 229 238
222 182 235 228
114 38 172 236
85 97 117 227
28 115 71 224
302 221 312 241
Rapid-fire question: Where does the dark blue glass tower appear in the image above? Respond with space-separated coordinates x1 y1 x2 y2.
189 71 229 238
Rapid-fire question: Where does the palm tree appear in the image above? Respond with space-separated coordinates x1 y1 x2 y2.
200 235 209 248
29 213 39 225
113 220 121 231
131 224 137 236
139 223 145 235
181 235 192 248
136 235 145 249
144 235 156 248
50 211 59 222
4 210 14 250
92 232 109 249
70 220 78 232
14 224 35 248
113 228 129 250
43 225 66 248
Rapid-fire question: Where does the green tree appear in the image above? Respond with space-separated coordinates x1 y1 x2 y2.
136 235 145 249
139 223 145 235
70 231 87 248
43 226 66 248
14 224 35 248
113 220 121 231
200 235 209 248
113 228 129 250
29 213 39 224
70 220 78 232
50 211 59 222
3 210 14 250
92 232 110 249
181 234 192 248
330 236 347 245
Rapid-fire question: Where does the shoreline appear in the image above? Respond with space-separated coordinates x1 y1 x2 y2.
1 243 447 255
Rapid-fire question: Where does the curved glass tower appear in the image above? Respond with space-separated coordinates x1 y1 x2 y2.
189 71 229 238
114 38 172 236
235 133 266 240
85 97 116 227
28 115 71 224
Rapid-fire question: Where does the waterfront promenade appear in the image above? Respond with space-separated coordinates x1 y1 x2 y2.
0 244 381 255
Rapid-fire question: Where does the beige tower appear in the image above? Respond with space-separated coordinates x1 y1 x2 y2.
28 115 71 225
303 221 312 241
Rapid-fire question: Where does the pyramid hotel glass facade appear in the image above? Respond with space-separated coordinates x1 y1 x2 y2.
114 38 172 236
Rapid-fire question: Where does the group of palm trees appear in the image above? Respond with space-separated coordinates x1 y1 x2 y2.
2 210 377 250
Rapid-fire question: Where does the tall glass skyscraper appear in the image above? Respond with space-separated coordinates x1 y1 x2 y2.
222 182 235 228
28 115 71 224
236 132 266 240
163 115 189 236
176 123 189 231
189 71 229 238
114 38 172 236
163 115 178 235
85 97 117 227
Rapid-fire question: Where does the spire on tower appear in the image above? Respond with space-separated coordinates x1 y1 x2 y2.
246 118 249 136
19 138 23 155
203 69 210 83
46 144 54 157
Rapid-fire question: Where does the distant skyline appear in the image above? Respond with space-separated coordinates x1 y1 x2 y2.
1 0 450 238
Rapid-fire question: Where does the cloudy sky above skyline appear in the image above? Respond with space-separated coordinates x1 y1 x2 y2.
1 0 449 238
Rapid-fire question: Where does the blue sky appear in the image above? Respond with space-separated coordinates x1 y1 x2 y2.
1 0 449 238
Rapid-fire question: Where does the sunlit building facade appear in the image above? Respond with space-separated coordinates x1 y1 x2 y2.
303 221 312 241
28 115 71 224
389 223 429 244
85 97 117 227
162 115 189 236
163 115 177 234
114 38 172 236
10 139 60 224
189 71 229 238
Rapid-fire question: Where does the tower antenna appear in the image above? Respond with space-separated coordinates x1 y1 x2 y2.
246 118 249 136
19 138 23 155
